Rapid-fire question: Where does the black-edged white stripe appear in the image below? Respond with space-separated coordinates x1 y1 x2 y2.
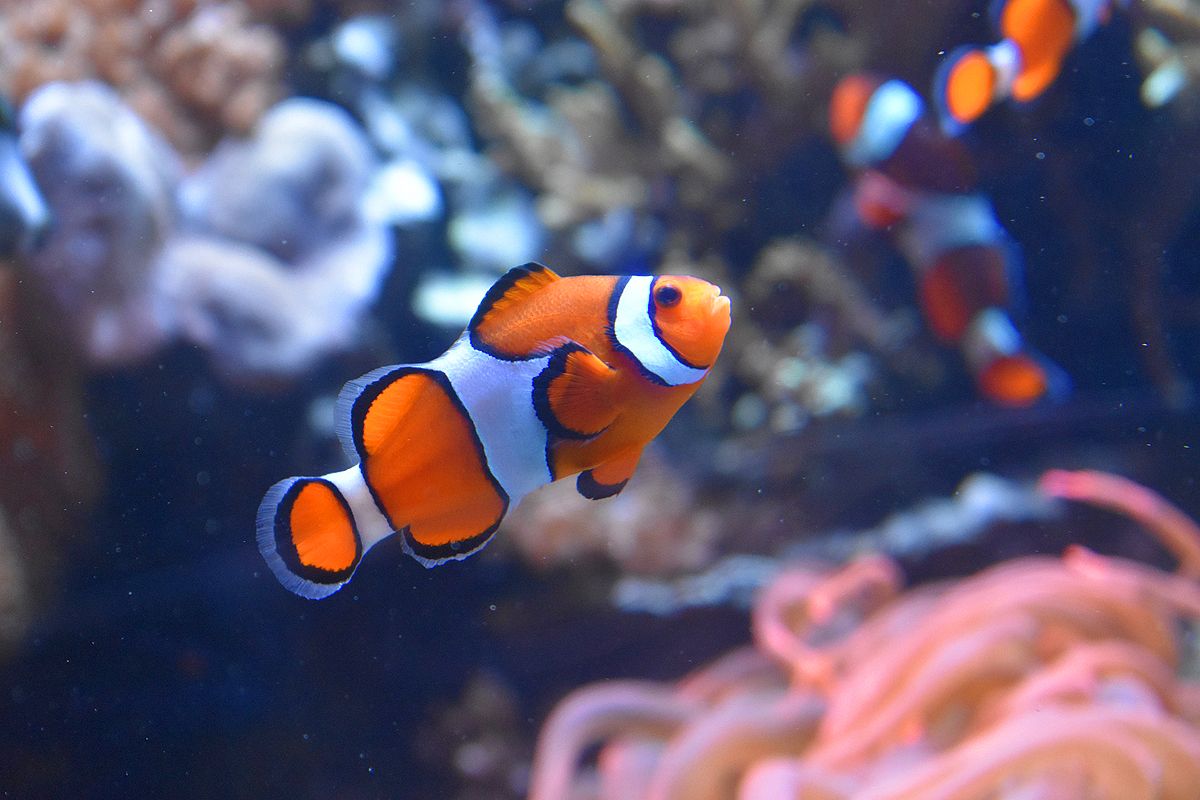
326 465 394 551
963 308 1021 374
612 275 709 387
841 79 921 168
433 337 554 506
898 192 1004 269
984 40 1021 98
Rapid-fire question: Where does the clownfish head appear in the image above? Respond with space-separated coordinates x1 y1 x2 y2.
648 275 731 371
829 73 922 169
610 274 730 386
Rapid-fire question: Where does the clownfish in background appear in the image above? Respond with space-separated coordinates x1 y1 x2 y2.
831 73 1067 406
934 0 1128 133
258 263 731 598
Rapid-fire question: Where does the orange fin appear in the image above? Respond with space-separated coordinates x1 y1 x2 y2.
1012 58 1062 103
257 476 363 599
347 366 509 566
977 353 1048 407
468 262 562 357
335 363 416 463
577 448 643 500
534 342 620 440
934 46 997 133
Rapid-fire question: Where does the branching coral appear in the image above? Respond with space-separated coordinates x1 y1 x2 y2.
528 470 1200 799
465 0 865 271
728 238 937 432
463 0 983 426
0 0 288 156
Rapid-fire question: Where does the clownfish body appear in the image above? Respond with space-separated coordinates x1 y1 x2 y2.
934 0 1127 133
257 263 731 598
830 73 1066 407
899 190 1063 406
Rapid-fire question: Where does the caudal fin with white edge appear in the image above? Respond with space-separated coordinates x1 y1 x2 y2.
257 475 364 599
934 45 1000 134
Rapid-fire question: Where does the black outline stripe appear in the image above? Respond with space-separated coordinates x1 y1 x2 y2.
468 262 556 361
351 366 511 565
273 477 362 585
532 342 611 441
402 524 499 565
576 469 628 500
647 277 709 371
606 275 669 387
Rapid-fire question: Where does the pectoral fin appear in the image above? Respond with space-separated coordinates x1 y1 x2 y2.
533 342 620 440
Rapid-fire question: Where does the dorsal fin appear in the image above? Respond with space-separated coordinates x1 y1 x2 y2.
468 262 561 336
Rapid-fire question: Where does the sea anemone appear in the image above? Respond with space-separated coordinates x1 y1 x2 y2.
529 469 1200 799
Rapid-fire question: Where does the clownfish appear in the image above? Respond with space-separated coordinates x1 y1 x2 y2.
257 263 731 598
934 0 1127 133
830 74 1066 407
898 191 1061 406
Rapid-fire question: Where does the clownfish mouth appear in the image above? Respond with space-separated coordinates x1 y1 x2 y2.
712 293 731 330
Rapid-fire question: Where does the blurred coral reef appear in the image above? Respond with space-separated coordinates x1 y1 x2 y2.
163 97 390 385
20 80 180 367
414 671 532 800
528 471 1200 799
502 447 720 575
0 0 288 156
14 80 391 385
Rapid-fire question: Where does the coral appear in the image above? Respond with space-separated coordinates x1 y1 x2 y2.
0 0 288 156
160 97 392 385
728 238 934 432
18 81 180 367
501 447 721 575
16 82 392 386
613 472 1058 615
466 0 855 255
528 470 1200 798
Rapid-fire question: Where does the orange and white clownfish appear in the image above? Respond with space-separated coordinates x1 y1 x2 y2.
934 0 1128 133
896 190 1065 406
257 263 731 598
829 74 1066 406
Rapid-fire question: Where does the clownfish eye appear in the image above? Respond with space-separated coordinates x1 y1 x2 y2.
654 283 682 308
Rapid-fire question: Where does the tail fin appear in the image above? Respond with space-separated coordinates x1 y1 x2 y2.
934 45 998 134
257 476 363 599
976 353 1050 407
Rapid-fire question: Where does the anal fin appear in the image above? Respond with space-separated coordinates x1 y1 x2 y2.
577 448 643 500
